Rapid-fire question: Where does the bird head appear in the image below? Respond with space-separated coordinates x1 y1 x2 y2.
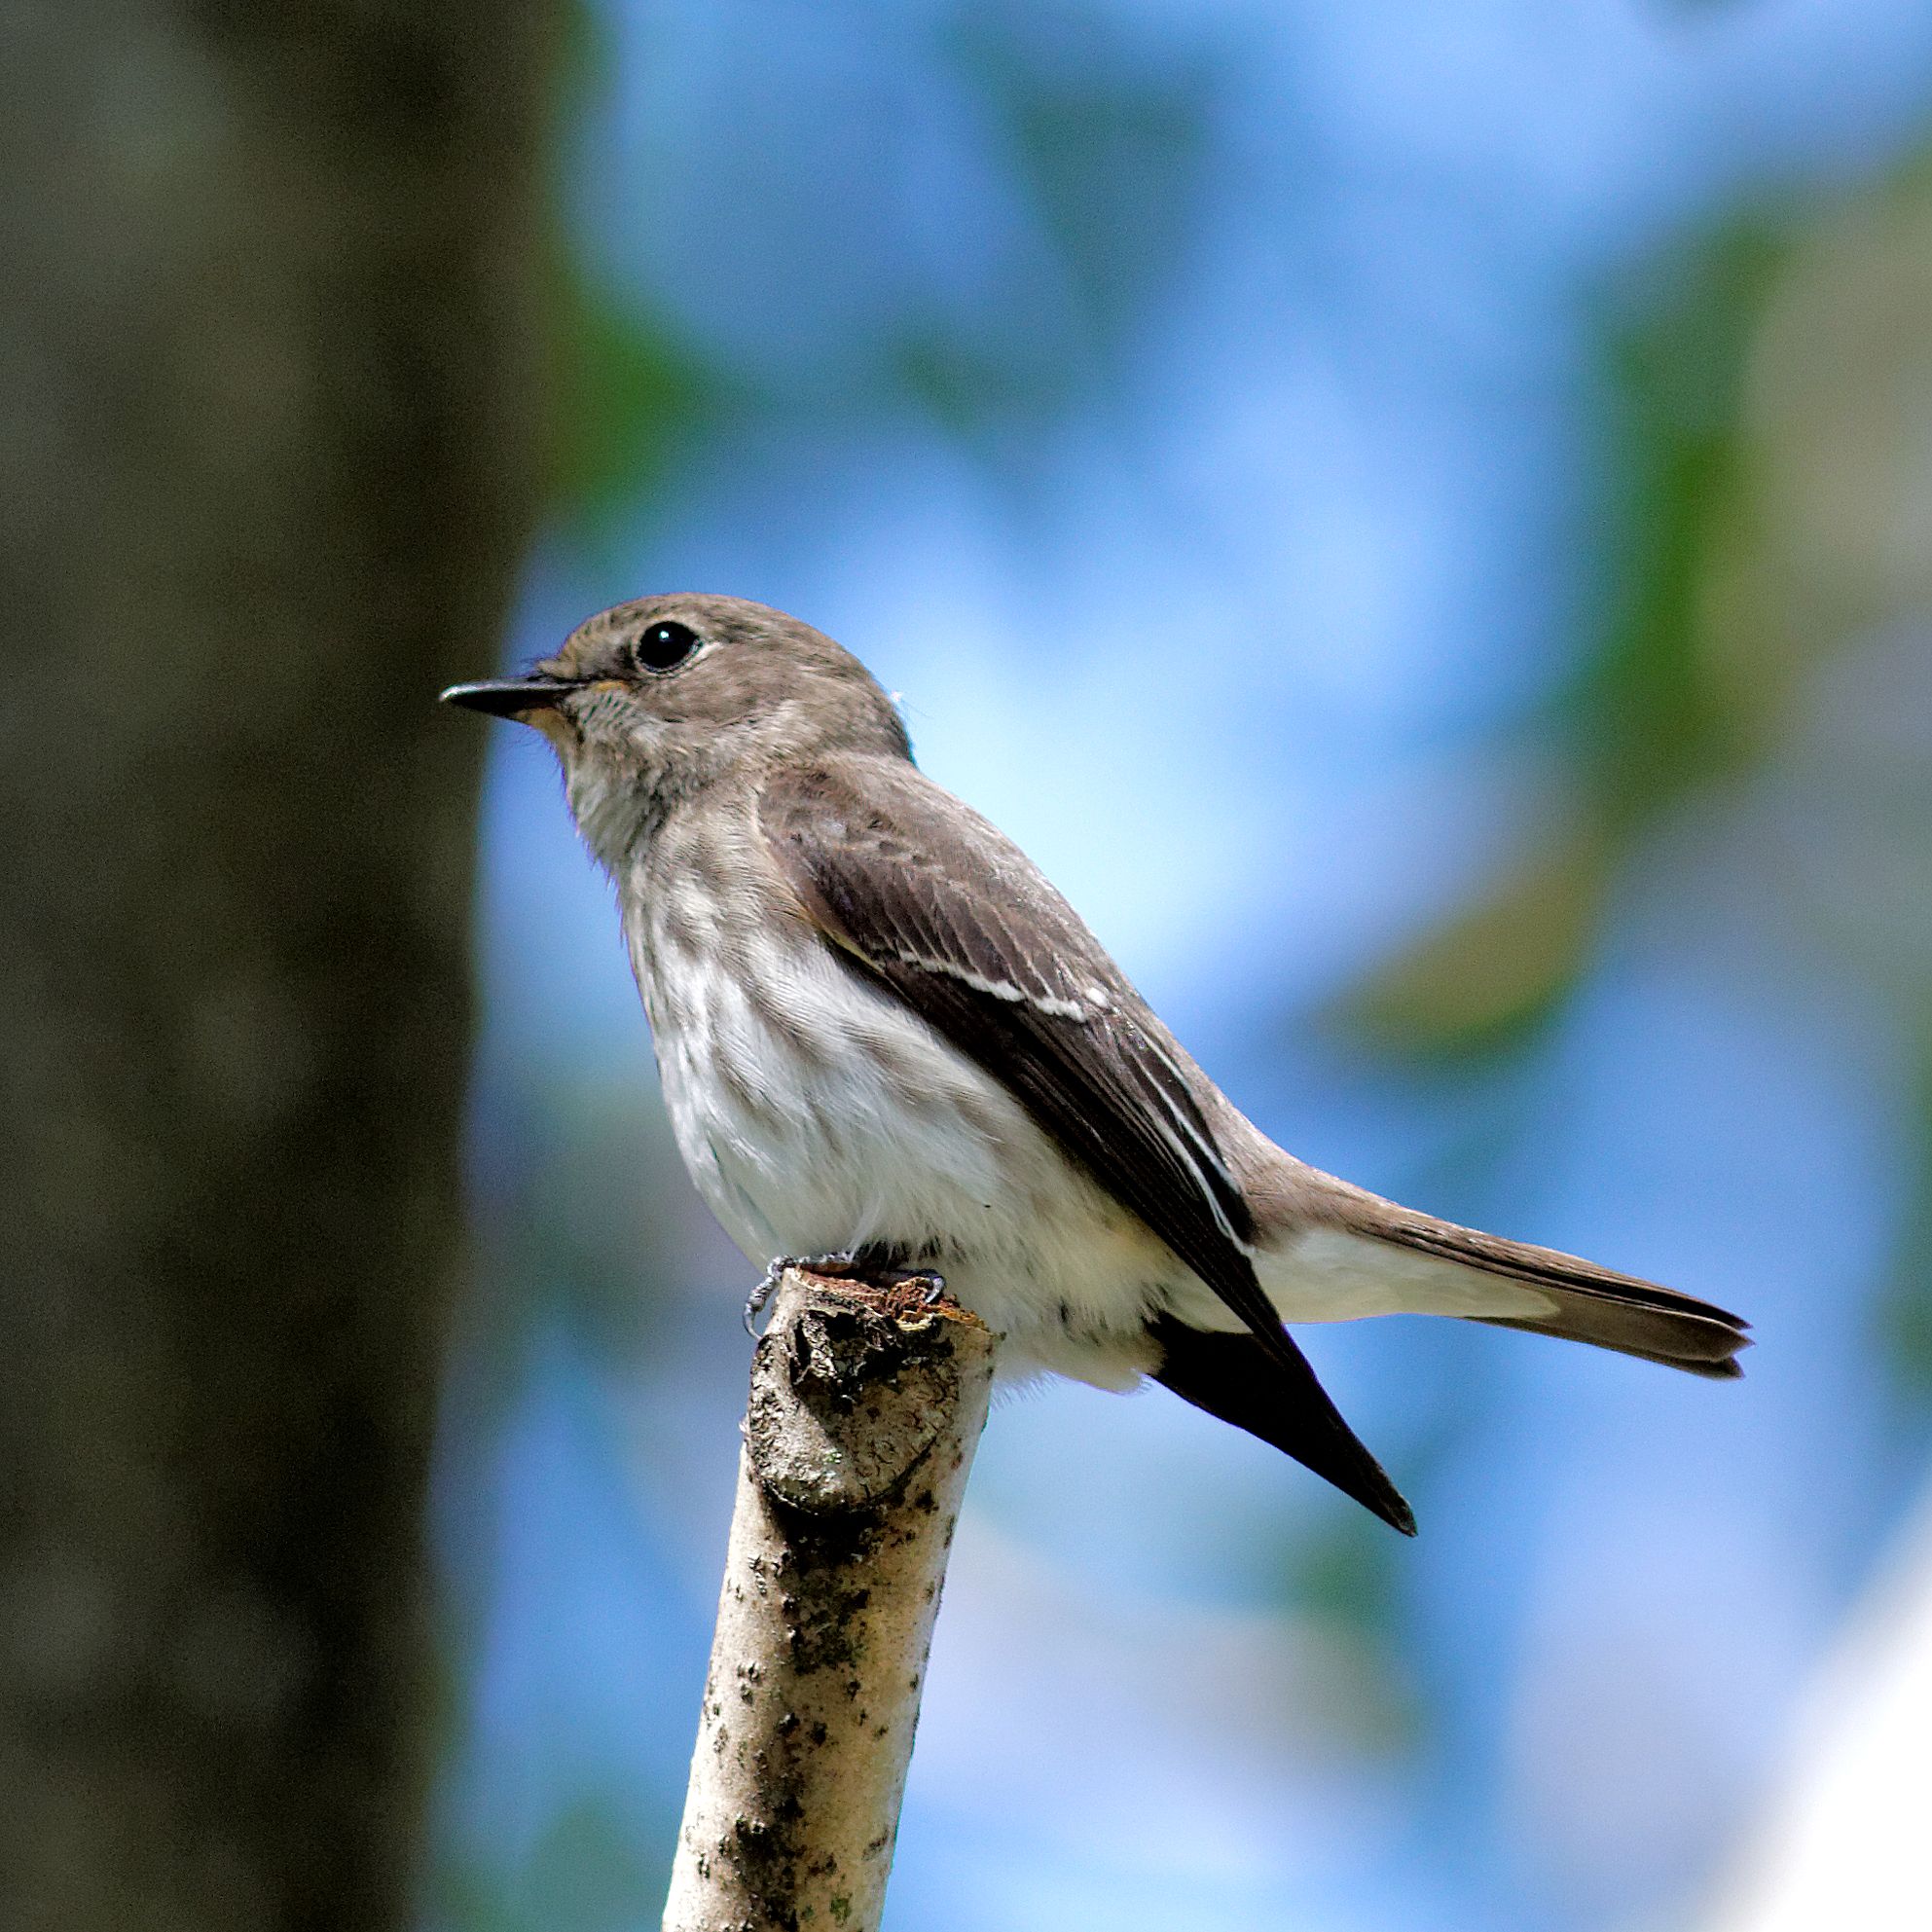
442 593 911 867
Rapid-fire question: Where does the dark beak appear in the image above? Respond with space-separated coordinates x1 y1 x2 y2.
439 676 580 718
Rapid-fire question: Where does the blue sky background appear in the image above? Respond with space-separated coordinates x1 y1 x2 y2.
428 6 1932 1928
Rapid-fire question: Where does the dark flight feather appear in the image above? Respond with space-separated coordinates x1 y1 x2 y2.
1149 1319 1415 1535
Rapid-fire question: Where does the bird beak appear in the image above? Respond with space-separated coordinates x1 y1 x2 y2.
439 676 580 718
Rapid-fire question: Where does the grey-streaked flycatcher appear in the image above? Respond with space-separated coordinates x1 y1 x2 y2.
444 594 1747 1533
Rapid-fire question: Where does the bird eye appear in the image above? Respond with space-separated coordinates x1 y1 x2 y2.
633 620 701 674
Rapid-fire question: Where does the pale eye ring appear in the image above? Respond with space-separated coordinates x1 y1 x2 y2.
633 620 701 674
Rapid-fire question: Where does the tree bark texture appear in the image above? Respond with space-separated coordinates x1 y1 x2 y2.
0 5 550 1928
664 1273 999 1932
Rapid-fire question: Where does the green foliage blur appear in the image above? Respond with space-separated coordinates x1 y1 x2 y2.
1340 162 1932 1403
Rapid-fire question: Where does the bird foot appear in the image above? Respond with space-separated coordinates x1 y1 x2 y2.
744 1254 950 1334
744 1251 858 1335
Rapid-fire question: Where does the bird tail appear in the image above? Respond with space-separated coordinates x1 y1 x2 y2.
1148 1201 1747 1534
1397 1217 1748 1376
1320 1198 1751 1379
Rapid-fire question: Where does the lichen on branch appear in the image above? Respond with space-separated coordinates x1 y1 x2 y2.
664 1270 997 1932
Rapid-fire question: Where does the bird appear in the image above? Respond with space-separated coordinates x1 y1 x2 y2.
444 593 1748 1535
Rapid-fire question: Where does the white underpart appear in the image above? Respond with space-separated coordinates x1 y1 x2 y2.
626 868 1185 1390
622 848 1555 1390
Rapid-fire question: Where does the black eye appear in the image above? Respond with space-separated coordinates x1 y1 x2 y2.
633 620 701 674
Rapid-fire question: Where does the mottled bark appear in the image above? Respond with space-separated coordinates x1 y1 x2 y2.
665 1274 998 1932
0 4 550 1928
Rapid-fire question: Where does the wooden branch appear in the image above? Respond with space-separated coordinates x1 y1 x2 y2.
664 1270 998 1932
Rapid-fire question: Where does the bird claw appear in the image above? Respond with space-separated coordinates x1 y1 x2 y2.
742 1272 776 1338
906 1268 947 1308
867 1265 950 1321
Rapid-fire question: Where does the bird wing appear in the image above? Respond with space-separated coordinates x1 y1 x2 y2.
762 756 1413 1534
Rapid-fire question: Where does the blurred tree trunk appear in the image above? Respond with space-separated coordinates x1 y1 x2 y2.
0 5 551 1927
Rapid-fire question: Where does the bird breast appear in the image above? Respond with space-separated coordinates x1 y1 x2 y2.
618 843 1178 1383
627 858 1031 1251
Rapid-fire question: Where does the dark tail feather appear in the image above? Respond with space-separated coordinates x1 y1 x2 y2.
1470 1311 1744 1377
1371 1212 1752 1378
1150 1316 1416 1536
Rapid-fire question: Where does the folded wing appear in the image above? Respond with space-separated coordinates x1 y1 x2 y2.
763 756 1415 1532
